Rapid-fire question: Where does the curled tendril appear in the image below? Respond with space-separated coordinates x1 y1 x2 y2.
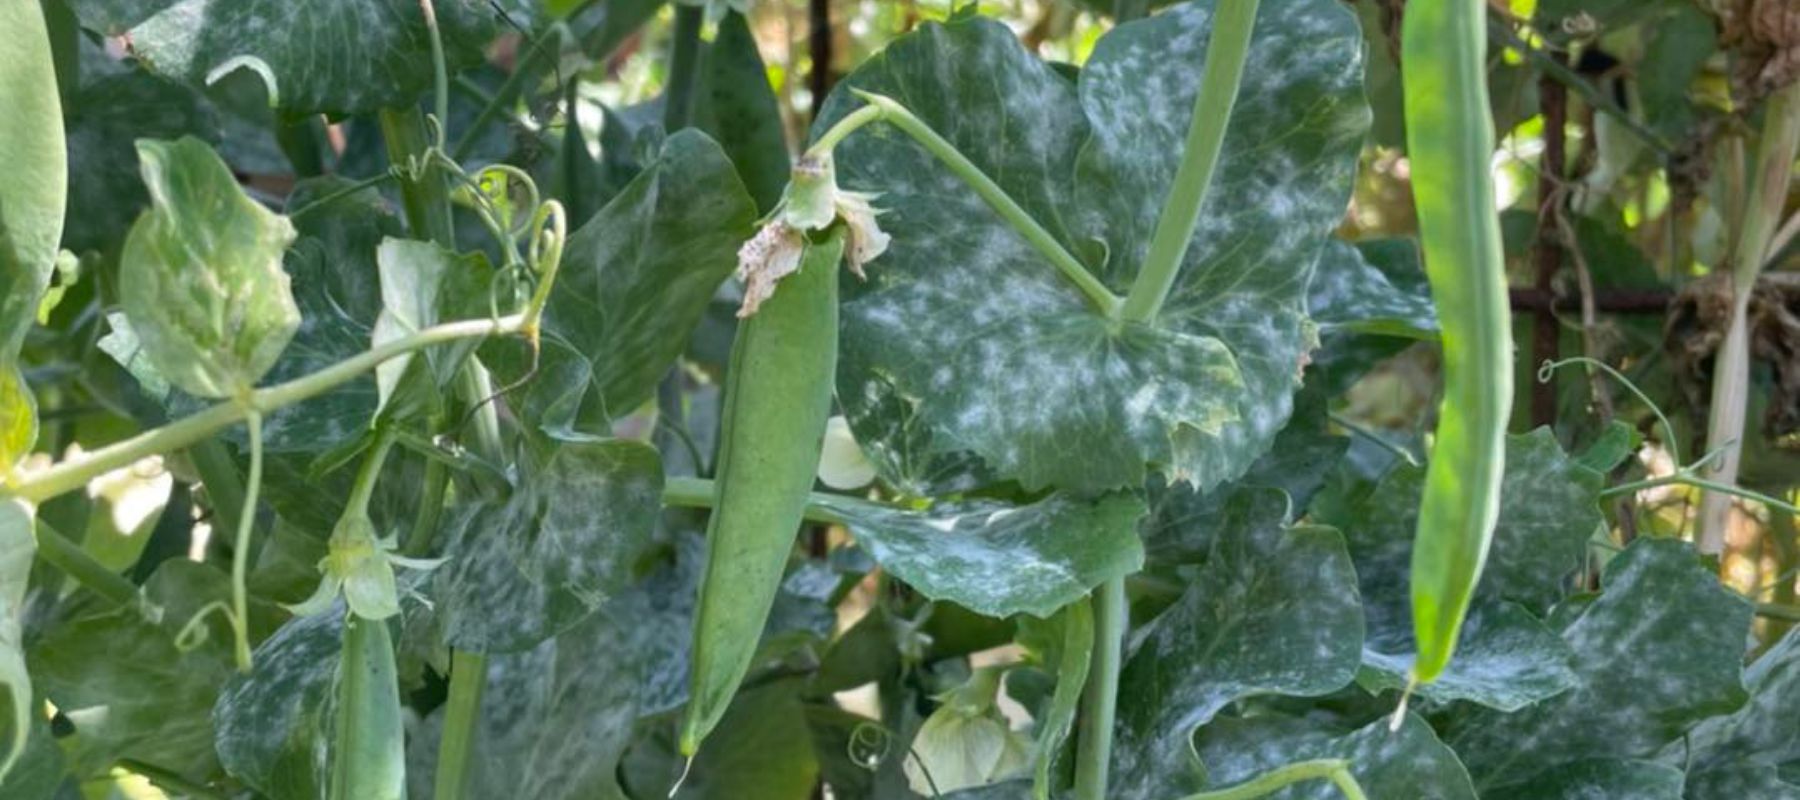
172 599 237 653
847 722 893 771
1537 357 1680 466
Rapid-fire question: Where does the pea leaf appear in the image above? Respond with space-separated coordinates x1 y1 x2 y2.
434 440 664 652
212 609 340 800
1441 539 1752 791
62 66 219 254
0 366 34 474
1110 488 1363 799
822 0 1368 492
1307 239 1437 338
29 560 242 778
0 500 35 782
370 237 494 421
808 492 1146 619
0 716 66 800
0 0 67 360
1686 765 1800 800
1357 601 1578 713
486 130 757 440
1675 626 1800 770
120 137 299 399
70 0 501 116
1481 760 1685 800
694 10 790 212
1191 713 1476 799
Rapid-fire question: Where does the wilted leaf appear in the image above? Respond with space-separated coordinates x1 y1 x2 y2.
824 0 1368 492
1111 488 1363 799
810 492 1146 619
120 137 299 399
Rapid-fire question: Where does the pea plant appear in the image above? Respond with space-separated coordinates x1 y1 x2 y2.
4 0 1800 798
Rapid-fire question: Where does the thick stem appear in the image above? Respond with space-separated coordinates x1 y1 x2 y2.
663 4 705 132
1179 759 1366 800
1073 577 1125 799
228 409 264 672
379 106 457 246
276 114 330 178
420 0 449 151
433 650 488 800
814 94 1122 316
33 518 136 606
1117 0 1260 325
404 459 450 556
188 437 246 545
1697 81 1800 554
8 316 526 504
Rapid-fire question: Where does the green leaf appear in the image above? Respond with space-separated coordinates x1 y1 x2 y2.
0 0 68 361
1357 601 1578 713
1111 488 1363 799
30 560 241 778
62 67 219 254
1442 539 1752 791
1686 765 1800 800
1481 759 1684 800
694 10 790 213
435 440 663 652
0 365 34 471
809 492 1146 619
1308 239 1436 338
119 136 300 399
1191 713 1476 799
0 500 35 782
213 608 337 800
71 0 502 115
1675 626 1800 770
370 237 493 421
1021 602 1090 800
822 0 1368 492
0 716 66 800
486 130 757 440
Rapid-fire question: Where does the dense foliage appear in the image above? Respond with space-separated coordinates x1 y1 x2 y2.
2 0 1799 798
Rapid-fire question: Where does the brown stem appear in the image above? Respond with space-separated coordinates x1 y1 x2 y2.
1531 62 1568 429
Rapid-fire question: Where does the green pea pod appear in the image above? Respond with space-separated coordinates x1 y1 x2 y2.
1401 0 1514 684
330 614 405 800
681 229 845 755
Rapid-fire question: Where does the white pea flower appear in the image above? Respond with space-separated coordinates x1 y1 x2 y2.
286 512 442 621
734 152 890 317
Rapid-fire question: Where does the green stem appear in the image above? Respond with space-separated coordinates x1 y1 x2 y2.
228 409 264 672
1074 577 1125 799
188 437 246 546
433 649 488 800
661 475 859 524
7 315 527 504
378 106 456 246
346 428 398 519
451 26 567 161
1696 80 1800 554
276 114 330 178
1757 602 1800 622
814 93 1122 316
1485 16 1672 157
404 458 450 556
1178 759 1366 800
42 0 79 103
420 0 449 152
1117 0 1259 325
33 519 136 607
287 172 399 221
1602 471 1800 517
1327 413 1420 467
663 4 705 132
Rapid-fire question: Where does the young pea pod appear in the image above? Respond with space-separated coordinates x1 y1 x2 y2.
329 614 405 800
681 229 846 755
1401 0 1514 684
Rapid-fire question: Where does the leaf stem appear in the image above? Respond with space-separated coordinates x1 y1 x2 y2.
32 518 136 607
1177 759 1367 800
661 475 857 524
1601 471 1800 517
1073 577 1125 799
227 408 264 672
1117 0 1260 325
7 316 526 504
433 649 488 800
812 93 1123 316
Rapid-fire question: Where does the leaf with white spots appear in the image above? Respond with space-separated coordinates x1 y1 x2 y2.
1441 539 1751 791
1686 765 1800 800
1673 626 1800 770
808 492 1146 619
212 609 341 800
1191 713 1476 799
1481 760 1685 800
821 0 1368 493
70 0 503 115
1308 238 1437 338
1109 488 1363 799
485 130 757 441
1357 601 1578 713
434 440 663 652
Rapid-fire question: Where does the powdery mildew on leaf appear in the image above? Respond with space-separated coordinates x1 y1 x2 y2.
1684 765 1800 800
1358 601 1578 712
435 440 662 653
1443 539 1752 791
811 493 1146 619
70 0 500 115
213 609 342 800
1674 626 1800 770
1480 759 1685 800
821 0 1368 493
1307 238 1438 337
1108 489 1362 799
487 131 757 440
1191 713 1477 799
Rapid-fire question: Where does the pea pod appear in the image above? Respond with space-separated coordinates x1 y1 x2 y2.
330 614 405 800
681 229 845 755
1401 0 1513 684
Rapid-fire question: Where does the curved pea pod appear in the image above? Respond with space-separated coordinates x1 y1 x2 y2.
329 614 405 800
680 229 845 755
1401 0 1514 684
120 136 299 399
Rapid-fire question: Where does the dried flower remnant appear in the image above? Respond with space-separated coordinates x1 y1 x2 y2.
735 222 806 318
733 153 890 317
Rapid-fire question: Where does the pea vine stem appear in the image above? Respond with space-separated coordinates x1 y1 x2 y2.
810 93 1123 316
1074 577 1126 799
227 408 264 671
1117 0 1260 325
6 316 527 504
1177 759 1367 800
433 650 487 800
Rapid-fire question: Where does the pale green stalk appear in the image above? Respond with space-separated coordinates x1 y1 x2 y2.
1073 578 1125 800
1179 759 1367 800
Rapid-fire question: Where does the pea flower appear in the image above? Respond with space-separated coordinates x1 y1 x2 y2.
735 153 890 317
286 511 441 621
